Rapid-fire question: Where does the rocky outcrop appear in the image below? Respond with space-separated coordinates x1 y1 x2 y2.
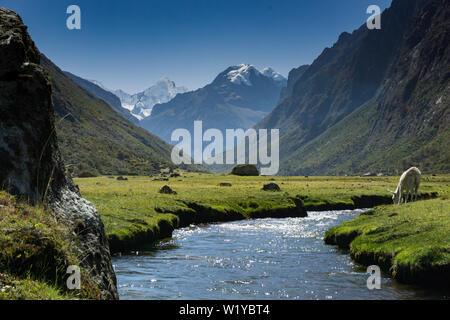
0 8 118 299
262 183 281 191
231 164 260 176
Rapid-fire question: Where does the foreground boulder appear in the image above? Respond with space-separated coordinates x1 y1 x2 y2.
0 8 118 299
231 164 259 176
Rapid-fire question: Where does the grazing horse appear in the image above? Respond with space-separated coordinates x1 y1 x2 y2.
388 167 421 204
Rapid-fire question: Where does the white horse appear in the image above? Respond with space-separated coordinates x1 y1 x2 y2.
388 167 421 204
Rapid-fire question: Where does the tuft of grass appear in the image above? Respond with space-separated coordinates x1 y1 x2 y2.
0 191 101 300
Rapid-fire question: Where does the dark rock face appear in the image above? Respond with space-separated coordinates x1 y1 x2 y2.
0 8 118 299
256 0 449 175
231 164 260 176
278 65 309 103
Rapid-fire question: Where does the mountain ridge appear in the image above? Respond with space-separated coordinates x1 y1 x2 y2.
40 54 179 176
258 0 449 175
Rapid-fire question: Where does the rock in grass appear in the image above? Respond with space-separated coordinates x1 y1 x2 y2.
159 185 177 195
262 183 281 191
116 176 128 181
219 182 232 187
153 177 169 181
231 164 259 176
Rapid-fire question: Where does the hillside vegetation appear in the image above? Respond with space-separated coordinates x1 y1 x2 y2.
0 192 100 299
41 55 177 177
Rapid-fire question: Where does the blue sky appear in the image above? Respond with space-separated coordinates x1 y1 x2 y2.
3 0 391 93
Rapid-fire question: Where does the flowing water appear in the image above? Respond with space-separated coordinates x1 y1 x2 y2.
112 209 445 300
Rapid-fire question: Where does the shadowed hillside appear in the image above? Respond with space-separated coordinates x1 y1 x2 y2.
256 0 449 175
41 55 178 176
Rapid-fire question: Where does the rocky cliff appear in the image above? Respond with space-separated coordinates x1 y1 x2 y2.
0 8 118 299
257 0 449 175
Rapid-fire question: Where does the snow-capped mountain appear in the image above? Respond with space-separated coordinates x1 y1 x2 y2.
140 64 286 142
226 64 286 87
111 77 189 120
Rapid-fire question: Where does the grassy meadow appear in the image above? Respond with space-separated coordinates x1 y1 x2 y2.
74 173 449 253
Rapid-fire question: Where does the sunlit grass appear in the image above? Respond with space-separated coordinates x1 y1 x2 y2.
0 191 101 300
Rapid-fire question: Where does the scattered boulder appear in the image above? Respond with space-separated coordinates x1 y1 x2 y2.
388 212 399 217
262 183 281 191
219 182 232 187
231 164 259 176
159 185 177 195
116 176 128 181
153 177 169 181
170 172 180 178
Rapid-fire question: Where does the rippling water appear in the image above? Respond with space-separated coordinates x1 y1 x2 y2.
112 210 444 300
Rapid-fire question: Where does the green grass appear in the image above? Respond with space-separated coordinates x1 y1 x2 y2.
0 191 101 300
75 173 449 253
324 196 450 288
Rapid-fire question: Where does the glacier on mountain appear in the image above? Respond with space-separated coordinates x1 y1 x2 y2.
226 64 286 86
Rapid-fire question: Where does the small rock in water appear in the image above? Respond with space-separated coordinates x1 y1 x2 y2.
159 185 177 195
262 183 281 191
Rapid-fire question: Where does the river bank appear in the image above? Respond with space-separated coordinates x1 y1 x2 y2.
75 174 447 254
324 197 450 290
113 209 445 300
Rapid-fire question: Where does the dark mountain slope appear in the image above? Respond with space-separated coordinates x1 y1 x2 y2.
257 0 428 159
64 71 139 124
40 55 176 176
278 64 309 102
280 0 449 175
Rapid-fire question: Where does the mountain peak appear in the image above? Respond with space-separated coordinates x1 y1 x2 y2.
261 67 286 83
226 64 286 86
